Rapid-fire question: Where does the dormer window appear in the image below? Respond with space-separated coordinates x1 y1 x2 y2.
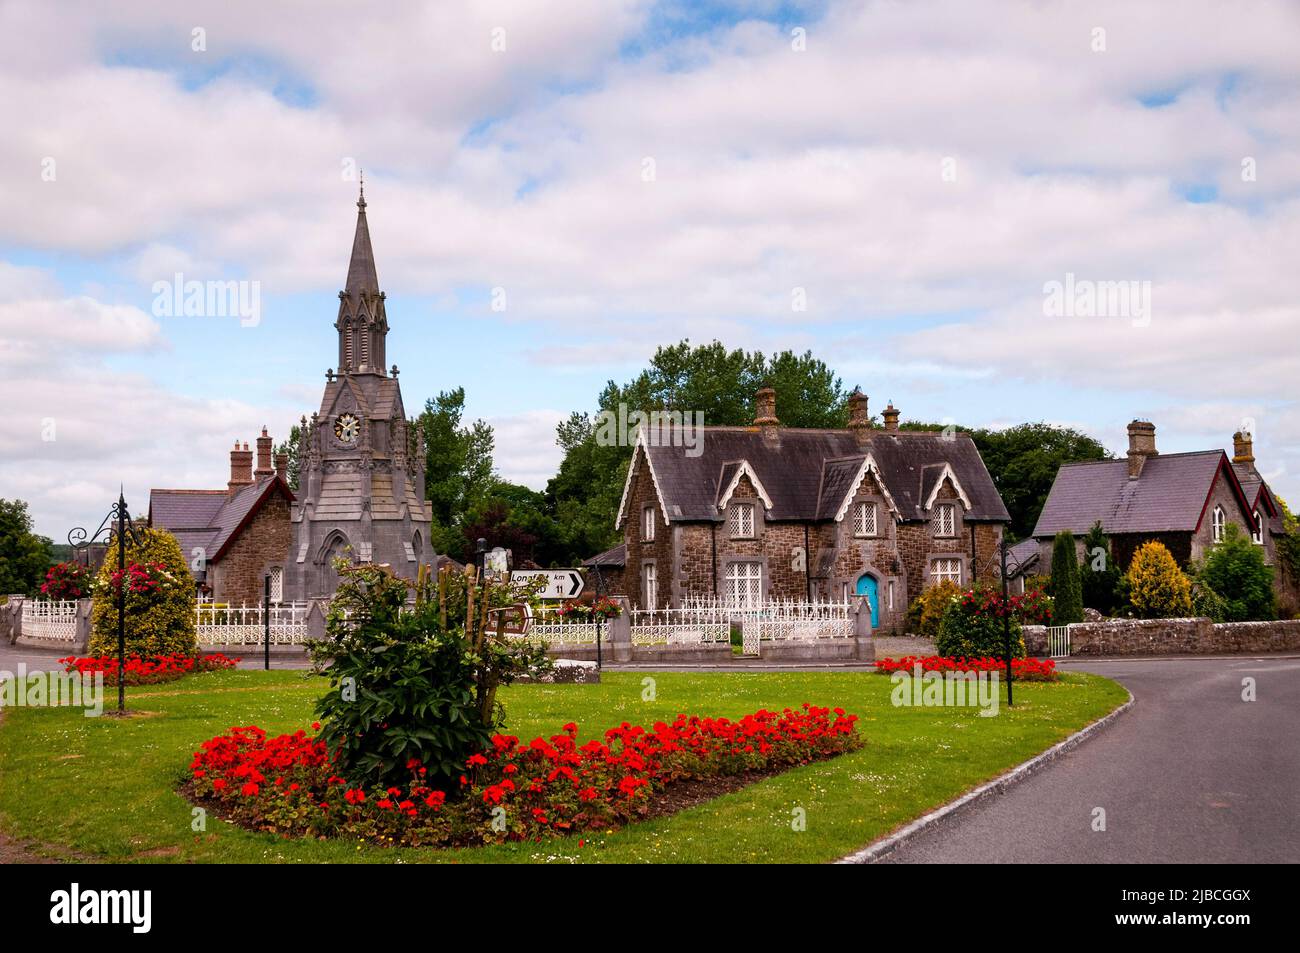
1212 505 1226 543
1252 509 1264 545
729 502 755 539
853 501 878 537
931 502 956 538
642 504 656 542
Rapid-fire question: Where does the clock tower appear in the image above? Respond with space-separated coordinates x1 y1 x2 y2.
284 184 435 600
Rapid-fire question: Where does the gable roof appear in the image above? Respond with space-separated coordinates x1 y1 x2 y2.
1005 538 1041 579
616 425 1009 525
150 476 295 568
1032 450 1253 538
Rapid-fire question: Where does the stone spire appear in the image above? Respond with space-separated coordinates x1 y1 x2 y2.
335 178 388 375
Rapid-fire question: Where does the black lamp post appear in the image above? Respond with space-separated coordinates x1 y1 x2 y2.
476 538 488 579
68 489 142 714
591 558 605 670
974 535 1031 709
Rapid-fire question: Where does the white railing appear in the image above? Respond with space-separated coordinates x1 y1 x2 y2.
1046 624 1072 659
196 602 310 646
525 620 605 645
21 599 78 642
750 600 855 642
631 603 732 645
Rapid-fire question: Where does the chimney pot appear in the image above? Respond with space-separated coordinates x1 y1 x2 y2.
1126 420 1157 479
847 388 870 446
229 440 255 495
753 386 780 446
274 451 289 482
255 427 274 477
1232 429 1255 467
882 401 900 433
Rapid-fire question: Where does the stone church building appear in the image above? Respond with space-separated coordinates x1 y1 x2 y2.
592 388 1010 634
150 187 435 603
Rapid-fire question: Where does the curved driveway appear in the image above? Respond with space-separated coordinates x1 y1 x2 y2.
879 657 1300 864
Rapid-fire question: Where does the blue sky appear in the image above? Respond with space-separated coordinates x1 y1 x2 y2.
2 0 1298 538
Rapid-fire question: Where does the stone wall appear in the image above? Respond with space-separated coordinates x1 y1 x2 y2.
211 493 292 606
1024 617 1300 657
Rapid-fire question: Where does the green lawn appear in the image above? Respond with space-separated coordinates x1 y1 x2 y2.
0 668 1126 864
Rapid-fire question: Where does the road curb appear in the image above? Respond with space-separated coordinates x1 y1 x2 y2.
836 689 1135 865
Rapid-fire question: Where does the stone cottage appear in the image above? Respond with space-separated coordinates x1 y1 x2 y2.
1032 421 1294 609
149 428 294 605
594 387 1010 633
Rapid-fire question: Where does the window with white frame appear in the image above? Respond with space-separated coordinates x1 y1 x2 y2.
1253 509 1264 545
853 501 878 537
840 581 849 602
887 580 895 611
931 502 956 537
269 566 283 603
725 561 763 609
1212 505 1226 543
642 504 656 542
930 558 962 586
642 562 657 610
728 502 756 538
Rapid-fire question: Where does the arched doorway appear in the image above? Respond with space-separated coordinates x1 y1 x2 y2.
855 574 879 629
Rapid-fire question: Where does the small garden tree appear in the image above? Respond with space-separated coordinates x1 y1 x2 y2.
1125 541 1193 618
907 579 961 638
310 562 549 791
936 584 1026 659
88 526 196 656
1198 523 1276 622
1078 521 1120 615
1050 531 1084 624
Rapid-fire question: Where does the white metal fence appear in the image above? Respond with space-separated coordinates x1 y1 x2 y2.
1046 624 1072 659
630 601 732 645
20 599 78 642
196 602 310 646
525 620 605 645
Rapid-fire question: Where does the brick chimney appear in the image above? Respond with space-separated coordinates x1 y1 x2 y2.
1232 429 1255 467
1126 420 1157 479
753 386 780 446
847 388 870 447
254 426 274 478
274 451 289 482
228 440 254 495
882 401 900 433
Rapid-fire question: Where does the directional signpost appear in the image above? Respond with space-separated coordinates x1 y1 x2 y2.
510 569 585 600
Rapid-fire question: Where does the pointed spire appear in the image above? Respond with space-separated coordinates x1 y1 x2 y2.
344 173 379 297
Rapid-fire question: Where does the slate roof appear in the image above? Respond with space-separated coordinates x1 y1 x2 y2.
150 477 294 570
582 543 626 568
1005 538 1041 579
623 426 1009 525
1032 451 1250 538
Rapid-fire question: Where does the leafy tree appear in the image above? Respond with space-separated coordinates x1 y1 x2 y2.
417 388 496 556
1125 541 1193 618
0 498 53 595
274 424 303 491
1198 523 1276 621
89 526 197 656
456 483 563 568
1050 531 1084 624
1078 521 1121 615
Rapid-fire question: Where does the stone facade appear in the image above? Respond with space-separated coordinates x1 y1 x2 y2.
207 492 292 606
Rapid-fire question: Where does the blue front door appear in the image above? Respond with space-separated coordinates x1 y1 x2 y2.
855 574 879 628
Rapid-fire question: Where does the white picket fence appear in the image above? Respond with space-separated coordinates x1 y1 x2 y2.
1046 624 1072 659
195 602 310 646
20 599 79 642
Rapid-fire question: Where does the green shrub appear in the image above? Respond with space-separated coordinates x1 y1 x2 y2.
1050 531 1083 624
1199 523 1276 621
907 579 961 638
88 526 196 657
1078 522 1121 615
310 563 549 791
1190 580 1227 623
1126 541 1193 618
936 585 1026 660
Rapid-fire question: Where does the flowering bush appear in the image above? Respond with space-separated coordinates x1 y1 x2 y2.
935 585 1027 659
41 562 91 599
60 653 237 686
188 705 862 848
554 596 622 622
89 526 196 657
874 655 1059 682
102 561 173 596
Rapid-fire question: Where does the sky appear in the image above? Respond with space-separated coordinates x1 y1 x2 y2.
1 0 1298 540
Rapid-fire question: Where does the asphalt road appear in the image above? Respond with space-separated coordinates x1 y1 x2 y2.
879 657 1300 863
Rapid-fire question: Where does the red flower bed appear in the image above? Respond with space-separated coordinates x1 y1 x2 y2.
874 655 1059 682
60 653 238 686
187 704 862 847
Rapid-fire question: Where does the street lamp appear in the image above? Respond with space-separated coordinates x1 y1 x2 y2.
974 536 1032 708
68 489 142 715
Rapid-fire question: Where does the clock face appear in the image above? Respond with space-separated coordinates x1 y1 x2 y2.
334 413 360 444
